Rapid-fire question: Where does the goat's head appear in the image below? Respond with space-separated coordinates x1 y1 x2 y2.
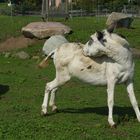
83 31 107 57
83 26 116 57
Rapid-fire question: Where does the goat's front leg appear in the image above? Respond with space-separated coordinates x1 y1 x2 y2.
107 80 116 127
126 81 140 122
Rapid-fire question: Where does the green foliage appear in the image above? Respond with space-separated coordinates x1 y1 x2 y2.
1 0 139 14
0 3 11 15
12 0 42 14
72 0 139 12
0 0 5 2
75 0 93 12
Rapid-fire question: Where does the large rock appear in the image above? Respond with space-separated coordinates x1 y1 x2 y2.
42 35 69 55
22 22 72 39
106 12 133 28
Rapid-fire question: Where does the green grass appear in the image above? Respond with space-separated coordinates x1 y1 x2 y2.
65 17 140 48
0 15 140 139
0 16 140 47
0 16 40 41
1 54 140 139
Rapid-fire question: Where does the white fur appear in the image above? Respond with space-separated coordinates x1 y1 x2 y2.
41 30 140 126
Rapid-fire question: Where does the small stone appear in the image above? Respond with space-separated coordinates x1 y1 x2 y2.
13 51 30 59
4 52 11 58
32 56 40 60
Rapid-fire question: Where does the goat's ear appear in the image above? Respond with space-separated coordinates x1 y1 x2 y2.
96 31 104 40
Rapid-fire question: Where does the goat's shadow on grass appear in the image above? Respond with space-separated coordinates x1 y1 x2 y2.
0 84 10 96
57 106 136 117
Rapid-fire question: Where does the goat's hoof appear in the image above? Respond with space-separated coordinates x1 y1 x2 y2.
52 108 59 113
52 106 58 113
110 123 117 128
41 111 48 116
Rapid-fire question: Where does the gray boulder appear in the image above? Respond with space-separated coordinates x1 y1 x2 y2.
106 12 133 28
42 35 69 55
22 22 72 39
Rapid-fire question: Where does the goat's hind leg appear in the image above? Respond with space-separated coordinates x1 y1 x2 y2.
126 81 140 122
49 88 58 112
41 79 58 116
41 69 71 116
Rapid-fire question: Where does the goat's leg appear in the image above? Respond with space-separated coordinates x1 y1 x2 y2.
126 81 140 122
107 80 116 127
41 68 71 115
41 79 58 116
49 88 58 112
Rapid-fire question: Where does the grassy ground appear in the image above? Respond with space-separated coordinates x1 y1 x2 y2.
0 16 140 48
0 15 140 139
0 16 40 41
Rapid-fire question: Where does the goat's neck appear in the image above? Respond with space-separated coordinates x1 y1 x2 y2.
104 44 133 65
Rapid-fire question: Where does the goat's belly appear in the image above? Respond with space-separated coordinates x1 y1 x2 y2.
69 67 107 85
77 72 107 85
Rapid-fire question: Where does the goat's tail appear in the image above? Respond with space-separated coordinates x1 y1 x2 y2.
38 51 55 68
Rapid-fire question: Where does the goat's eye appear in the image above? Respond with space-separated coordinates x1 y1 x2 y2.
88 38 94 46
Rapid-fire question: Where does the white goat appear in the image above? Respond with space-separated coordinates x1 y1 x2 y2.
39 29 140 127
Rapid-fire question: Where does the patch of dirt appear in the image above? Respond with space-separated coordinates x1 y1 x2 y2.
0 36 44 52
